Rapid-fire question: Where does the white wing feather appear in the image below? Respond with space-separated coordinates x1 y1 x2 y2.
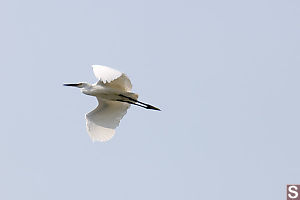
92 65 122 83
85 98 130 142
92 65 132 92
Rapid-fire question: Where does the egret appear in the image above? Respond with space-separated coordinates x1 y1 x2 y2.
64 65 160 142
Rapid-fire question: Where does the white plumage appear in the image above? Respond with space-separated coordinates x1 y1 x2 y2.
92 65 132 92
86 98 130 142
92 65 122 84
64 65 160 142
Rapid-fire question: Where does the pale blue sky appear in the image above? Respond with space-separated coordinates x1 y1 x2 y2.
0 0 299 199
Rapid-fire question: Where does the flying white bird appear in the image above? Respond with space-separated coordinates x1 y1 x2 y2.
64 65 160 142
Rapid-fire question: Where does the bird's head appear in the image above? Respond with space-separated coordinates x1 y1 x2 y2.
63 82 90 88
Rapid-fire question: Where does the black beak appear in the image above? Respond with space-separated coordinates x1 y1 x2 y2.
63 83 81 87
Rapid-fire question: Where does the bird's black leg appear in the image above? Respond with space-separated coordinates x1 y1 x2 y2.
116 99 148 109
118 94 161 111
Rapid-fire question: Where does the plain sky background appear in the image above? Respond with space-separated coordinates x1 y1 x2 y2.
0 0 299 199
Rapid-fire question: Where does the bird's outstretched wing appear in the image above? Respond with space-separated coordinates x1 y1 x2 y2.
92 65 132 92
85 98 130 142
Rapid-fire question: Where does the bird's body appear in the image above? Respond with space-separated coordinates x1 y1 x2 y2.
64 65 160 142
81 84 138 102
